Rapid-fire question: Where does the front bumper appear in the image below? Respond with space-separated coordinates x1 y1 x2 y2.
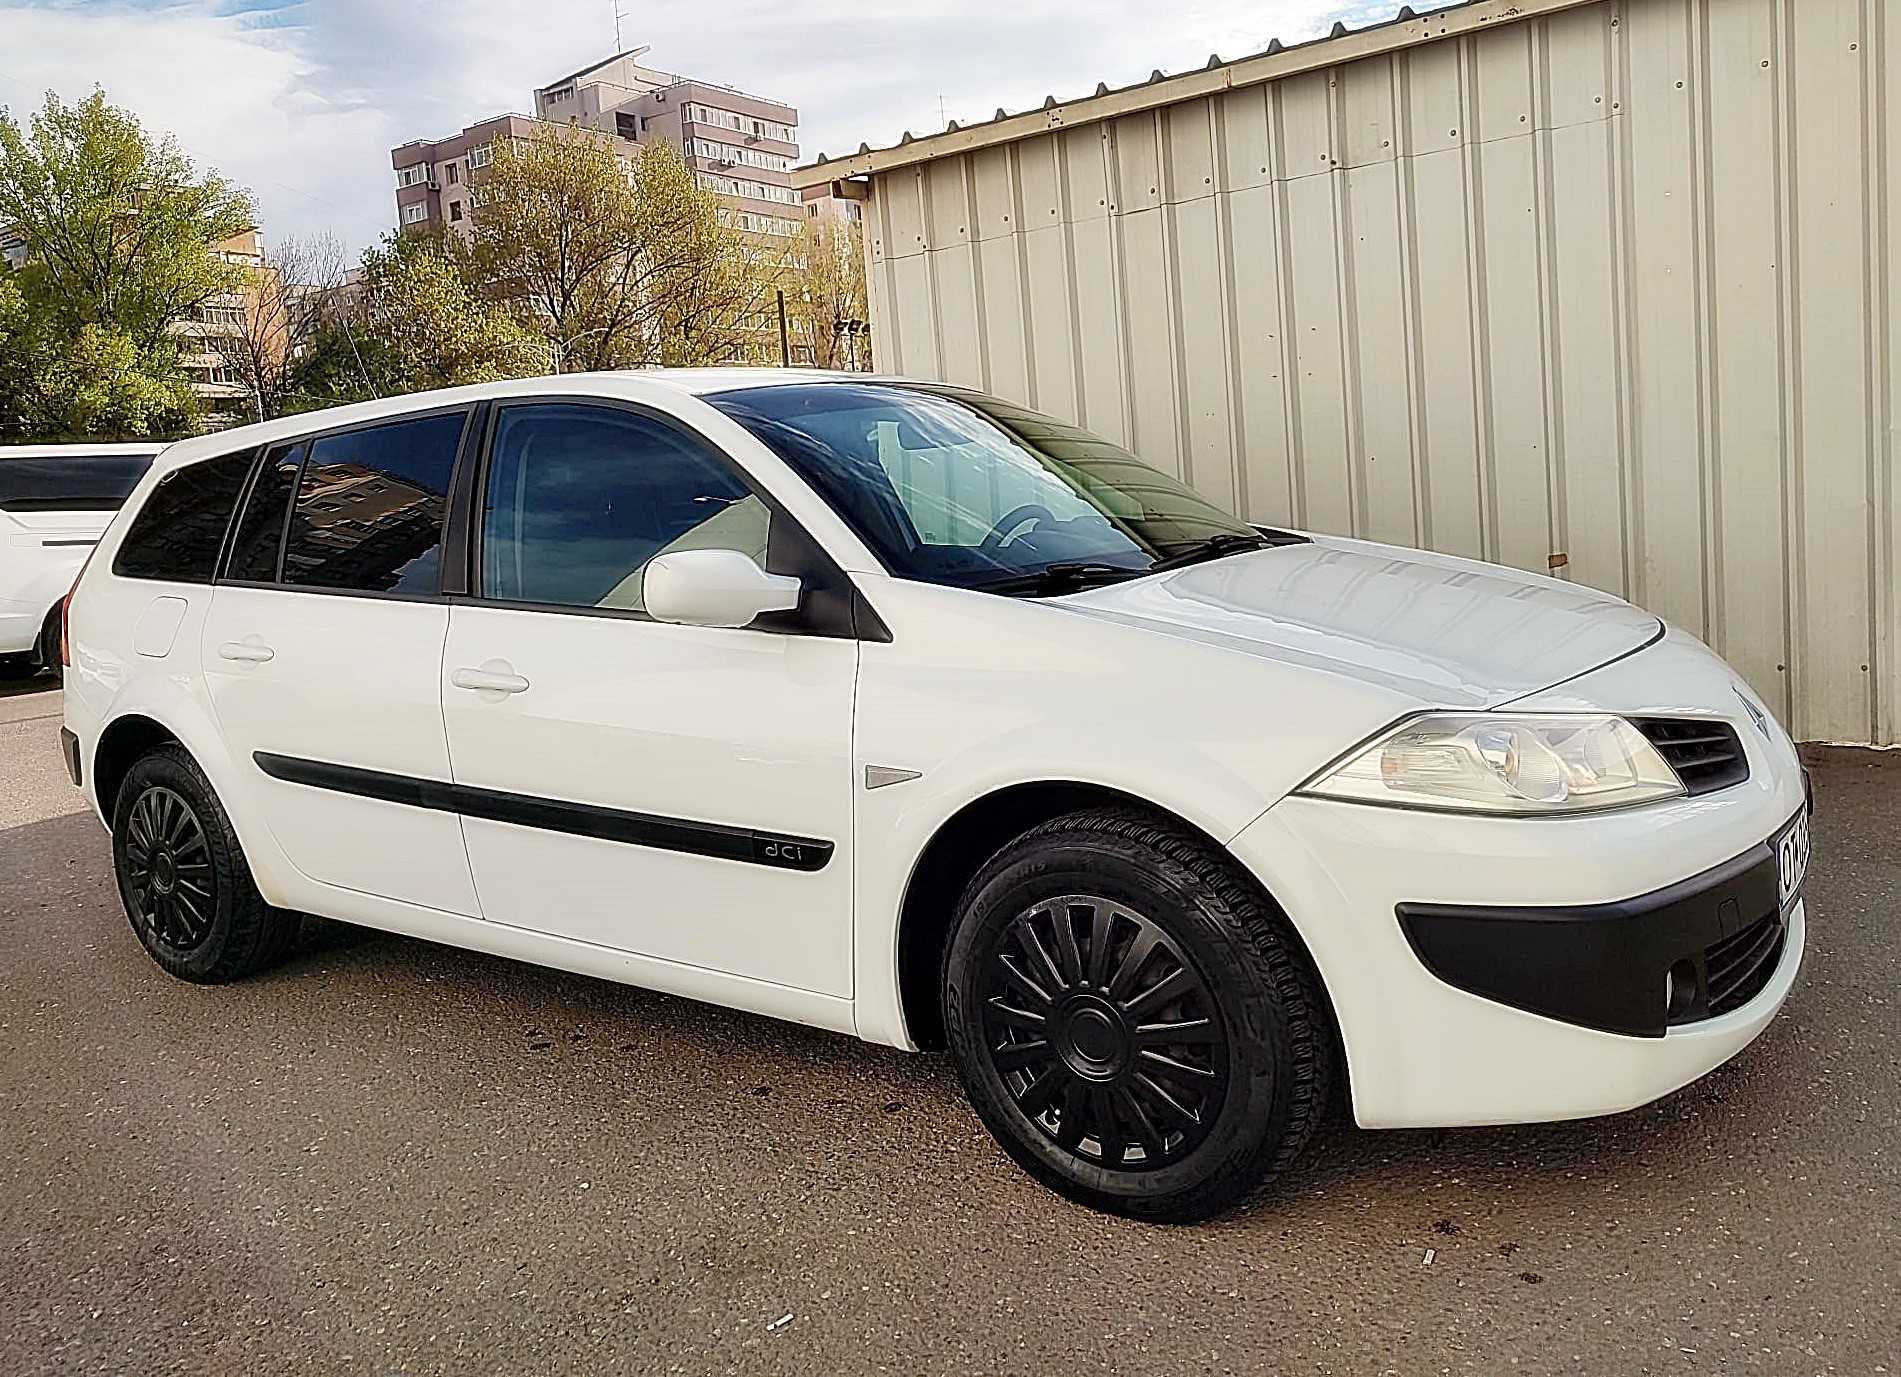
1233 796 1807 1129
1397 807 1801 1037
1230 626 1810 1130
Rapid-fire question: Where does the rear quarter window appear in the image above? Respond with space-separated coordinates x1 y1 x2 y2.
112 450 257 583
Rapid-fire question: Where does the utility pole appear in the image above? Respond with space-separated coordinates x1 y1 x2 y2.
776 288 791 367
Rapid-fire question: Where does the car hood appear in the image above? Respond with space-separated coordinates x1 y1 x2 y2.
1056 535 1662 709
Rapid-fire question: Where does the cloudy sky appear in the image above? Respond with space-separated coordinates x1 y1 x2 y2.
0 0 1400 255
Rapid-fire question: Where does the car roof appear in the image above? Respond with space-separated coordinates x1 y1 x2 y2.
138 369 926 477
0 442 168 459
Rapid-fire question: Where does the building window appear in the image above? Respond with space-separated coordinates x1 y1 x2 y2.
402 203 427 225
689 137 791 173
616 112 639 140
449 201 464 223
468 143 493 170
684 103 792 144
696 171 798 205
720 208 799 237
396 164 427 188
446 162 459 184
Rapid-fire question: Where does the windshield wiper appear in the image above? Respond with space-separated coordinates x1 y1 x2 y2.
1146 531 1278 572
977 562 1145 596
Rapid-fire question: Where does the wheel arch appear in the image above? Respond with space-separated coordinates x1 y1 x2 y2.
92 713 183 820
892 780 1346 1091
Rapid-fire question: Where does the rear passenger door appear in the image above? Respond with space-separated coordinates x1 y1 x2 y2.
201 407 481 916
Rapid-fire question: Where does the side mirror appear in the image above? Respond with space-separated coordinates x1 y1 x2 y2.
643 548 803 629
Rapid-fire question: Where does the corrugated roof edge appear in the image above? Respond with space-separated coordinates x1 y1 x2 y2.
790 0 1594 189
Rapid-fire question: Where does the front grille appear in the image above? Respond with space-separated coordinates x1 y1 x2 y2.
1634 717 1750 795
1705 911 1787 1015
1667 910 1786 1026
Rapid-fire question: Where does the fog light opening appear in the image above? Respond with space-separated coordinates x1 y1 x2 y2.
1665 959 1700 1021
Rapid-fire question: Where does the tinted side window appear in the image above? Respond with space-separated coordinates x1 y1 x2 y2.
112 450 256 582
281 412 466 594
0 453 156 512
480 403 766 612
225 441 305 583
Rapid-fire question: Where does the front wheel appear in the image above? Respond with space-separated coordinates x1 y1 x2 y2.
943 808 1333 1222
112 744 298 982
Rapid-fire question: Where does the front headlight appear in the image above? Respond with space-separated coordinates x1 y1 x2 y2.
1299 713 1685 815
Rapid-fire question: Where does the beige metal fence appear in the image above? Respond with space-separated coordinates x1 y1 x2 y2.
847 0 1898 744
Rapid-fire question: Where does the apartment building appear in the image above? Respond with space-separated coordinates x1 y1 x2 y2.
390 113 641 241
800 182 865 228
170 229 279 428
533 47 805 237
389 47 859 242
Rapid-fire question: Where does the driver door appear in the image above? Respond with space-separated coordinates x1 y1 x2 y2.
439 399 859 997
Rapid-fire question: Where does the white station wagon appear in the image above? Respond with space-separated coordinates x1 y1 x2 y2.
1 443 162 677
61 371 1809 1221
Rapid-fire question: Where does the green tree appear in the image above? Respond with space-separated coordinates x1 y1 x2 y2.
784 213 870 370
0 271 196 438
0 89 256 347
466 129 780 370
357 230 541 388
0 269 197 438
282 321 405 413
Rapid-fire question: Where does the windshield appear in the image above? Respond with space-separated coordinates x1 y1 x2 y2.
707 383 1265 591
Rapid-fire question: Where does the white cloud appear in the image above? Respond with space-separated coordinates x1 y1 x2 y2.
0 0 1405 255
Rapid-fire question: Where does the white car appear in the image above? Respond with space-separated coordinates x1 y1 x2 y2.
60 372 1809 1221
0 443 162 676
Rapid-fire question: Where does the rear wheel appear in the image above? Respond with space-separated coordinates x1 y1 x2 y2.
34 604 61 673
943 808 1332 1222
1 607 60 679
112 744 298 982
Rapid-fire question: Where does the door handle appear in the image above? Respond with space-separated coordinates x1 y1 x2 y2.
451 666 530 695
217 640 275 663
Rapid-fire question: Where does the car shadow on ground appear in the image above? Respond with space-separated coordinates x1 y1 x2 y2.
0 669 56 699
5 802 1811 1228
261 912 1799 1221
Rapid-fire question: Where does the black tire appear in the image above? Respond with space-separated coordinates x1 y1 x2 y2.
111 743 298 983
942 807 1333 1222
1 607 59 679
34 604 61 673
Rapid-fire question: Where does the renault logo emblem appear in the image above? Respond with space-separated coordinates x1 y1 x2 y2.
1734 685 1771 740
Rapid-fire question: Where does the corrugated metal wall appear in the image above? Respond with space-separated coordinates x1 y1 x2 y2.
861 0 1900 745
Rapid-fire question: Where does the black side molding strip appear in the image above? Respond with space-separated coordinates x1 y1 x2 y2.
253 752 833 872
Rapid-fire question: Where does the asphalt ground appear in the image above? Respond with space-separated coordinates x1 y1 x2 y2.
2 679 1895 1374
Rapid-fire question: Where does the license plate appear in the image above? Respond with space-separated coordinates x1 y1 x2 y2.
1775 812 1810 909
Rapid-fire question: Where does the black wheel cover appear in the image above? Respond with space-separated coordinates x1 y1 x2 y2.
981 894 1230 1170
122 785 215 954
